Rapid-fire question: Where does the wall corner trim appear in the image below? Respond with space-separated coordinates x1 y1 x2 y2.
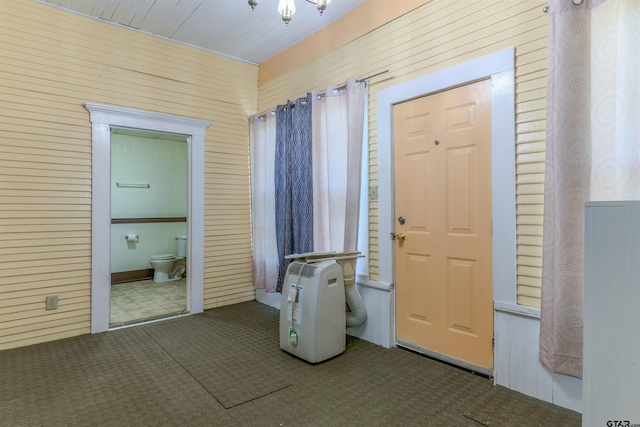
356 274 394 291
494 301 541 319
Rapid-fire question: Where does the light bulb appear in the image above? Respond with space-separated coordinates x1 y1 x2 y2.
312 0 331 15
278 0 296 24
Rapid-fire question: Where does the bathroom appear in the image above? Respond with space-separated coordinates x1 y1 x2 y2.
109 128 188 326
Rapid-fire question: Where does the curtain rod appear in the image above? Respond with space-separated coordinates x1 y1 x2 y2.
316 70 389 99
256 70 389 120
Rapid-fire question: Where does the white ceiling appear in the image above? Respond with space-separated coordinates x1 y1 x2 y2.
40 0 368 64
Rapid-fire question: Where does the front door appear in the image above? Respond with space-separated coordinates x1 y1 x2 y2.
393 79 493 371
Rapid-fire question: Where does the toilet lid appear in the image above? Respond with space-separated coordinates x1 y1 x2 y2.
150 254 177 261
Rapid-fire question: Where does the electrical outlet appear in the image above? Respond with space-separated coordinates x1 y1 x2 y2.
46 295 58 310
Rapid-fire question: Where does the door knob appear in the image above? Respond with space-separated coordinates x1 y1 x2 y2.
390 232 406 242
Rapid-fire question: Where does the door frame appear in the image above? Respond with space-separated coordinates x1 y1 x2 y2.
377 47 517 349
85 102 210 333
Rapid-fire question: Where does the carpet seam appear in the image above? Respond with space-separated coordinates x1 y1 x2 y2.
140 326 225 408
223 384 293 409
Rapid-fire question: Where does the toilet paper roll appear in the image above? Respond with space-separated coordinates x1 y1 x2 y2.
125 234 138 242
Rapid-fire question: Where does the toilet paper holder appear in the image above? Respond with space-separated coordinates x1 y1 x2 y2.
125 234 139 242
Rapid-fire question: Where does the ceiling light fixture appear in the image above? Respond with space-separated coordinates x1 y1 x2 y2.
277 0 296 25
307 0 332 15
248 0 332 25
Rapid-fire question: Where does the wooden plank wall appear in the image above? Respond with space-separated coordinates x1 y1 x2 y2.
0 0 258 350
258 0 548 308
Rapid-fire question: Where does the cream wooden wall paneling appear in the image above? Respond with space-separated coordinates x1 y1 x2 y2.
0 54 255 105
0 237 90 248
1 0 257 348
518 236 543 247
0 254 91 269
0 327 88 350
206 293 255 307
259 0 542 104
258 0 548 306
0 184 88 195
1 96 93 122
0 9 258 82
0 142 91 159
203 153 249 165
0 290 89 310
1 260 90 276
0 153 89 170
0 81 252 124
359 4 542 72
202 280 254 290
209 289 255 298
1 275 90 294
202 255 252 264
0 248 90 262
206 288 255 299
1 322 90 343
1 320 91 345
206 210 250 217
0 48 256 109
261 14 546 104
0 178 90 191
516 60 548 81
0 282 89 297
0 291 89 312
2 299 90 321
0 154 91 170
203 287 254 296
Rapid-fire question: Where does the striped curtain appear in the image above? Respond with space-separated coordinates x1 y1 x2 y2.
274 94 314 292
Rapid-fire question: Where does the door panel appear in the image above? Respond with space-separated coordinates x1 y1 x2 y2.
394 79 493 370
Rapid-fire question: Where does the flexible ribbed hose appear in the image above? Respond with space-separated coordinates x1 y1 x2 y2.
345 284 366 327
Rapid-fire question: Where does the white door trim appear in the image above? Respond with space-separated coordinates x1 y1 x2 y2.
377 47 517 346
85 102 210 333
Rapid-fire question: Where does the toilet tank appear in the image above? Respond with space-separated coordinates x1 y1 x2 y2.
176 234 187 257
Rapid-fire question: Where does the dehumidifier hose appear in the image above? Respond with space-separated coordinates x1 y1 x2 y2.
345 284 366 328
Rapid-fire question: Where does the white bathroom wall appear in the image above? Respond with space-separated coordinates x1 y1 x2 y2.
110 222 187 272
110 132 188 272
111 133 187 218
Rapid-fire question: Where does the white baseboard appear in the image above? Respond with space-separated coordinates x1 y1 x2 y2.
256 288 281 310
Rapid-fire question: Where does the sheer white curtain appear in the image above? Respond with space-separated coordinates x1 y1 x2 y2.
311 78 367 253
540 0 639 378
249 110 279 293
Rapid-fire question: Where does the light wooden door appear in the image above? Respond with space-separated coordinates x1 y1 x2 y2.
394 79 493 371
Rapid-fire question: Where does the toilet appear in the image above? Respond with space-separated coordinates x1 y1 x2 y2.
149 234 187 283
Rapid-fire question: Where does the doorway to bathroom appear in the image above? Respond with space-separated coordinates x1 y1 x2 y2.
86 102 209 334
109 128 188 327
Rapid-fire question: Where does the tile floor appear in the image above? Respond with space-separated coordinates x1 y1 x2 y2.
110 278 186 326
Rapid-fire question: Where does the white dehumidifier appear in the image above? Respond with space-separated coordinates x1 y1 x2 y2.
279 259 346 363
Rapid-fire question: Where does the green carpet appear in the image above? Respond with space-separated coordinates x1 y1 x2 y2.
0 301 581 426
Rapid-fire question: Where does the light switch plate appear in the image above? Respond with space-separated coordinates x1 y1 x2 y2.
369 185 378 200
